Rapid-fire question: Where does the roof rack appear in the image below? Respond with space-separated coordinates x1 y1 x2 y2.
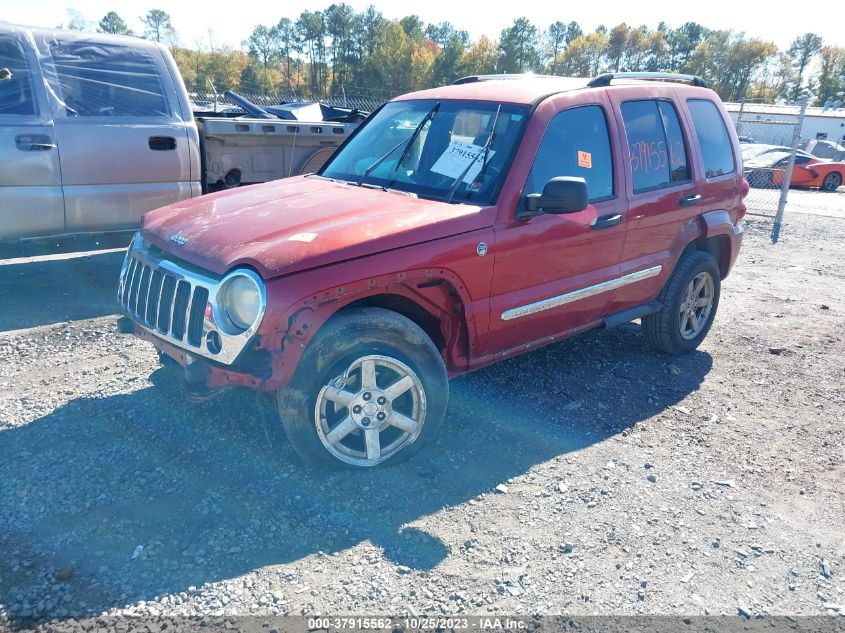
587 72 709 89
451 73 559 85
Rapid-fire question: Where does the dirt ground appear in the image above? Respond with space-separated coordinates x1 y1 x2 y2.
0 204 843 628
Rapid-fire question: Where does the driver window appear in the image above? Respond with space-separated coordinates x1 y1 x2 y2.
525 105 614 203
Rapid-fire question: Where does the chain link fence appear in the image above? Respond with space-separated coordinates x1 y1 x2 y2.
733 100 809 242
189 90 388 115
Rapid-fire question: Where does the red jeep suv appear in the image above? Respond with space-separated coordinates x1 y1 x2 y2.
117 72 747 468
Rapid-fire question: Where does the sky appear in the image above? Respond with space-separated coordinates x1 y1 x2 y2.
4 0 844 51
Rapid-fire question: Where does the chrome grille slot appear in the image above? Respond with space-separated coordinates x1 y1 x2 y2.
146 269 164 326
171 280 191 340
157 275 177 333
188 286 209 347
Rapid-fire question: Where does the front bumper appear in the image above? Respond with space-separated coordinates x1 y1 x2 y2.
117 233 266 365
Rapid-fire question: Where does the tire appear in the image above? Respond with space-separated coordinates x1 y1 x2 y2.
821 172 842 192
277 307 448 468
642 251 721 354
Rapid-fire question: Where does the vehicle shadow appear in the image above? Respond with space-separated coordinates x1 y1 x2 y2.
0 250 125 332
0 324 712 622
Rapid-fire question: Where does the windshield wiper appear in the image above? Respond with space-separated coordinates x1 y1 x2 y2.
445 105 501 204
357 102 440 187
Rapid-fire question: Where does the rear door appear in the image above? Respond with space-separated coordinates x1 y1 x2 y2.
39 34 194 232
604 94 699 315
0 30 65 240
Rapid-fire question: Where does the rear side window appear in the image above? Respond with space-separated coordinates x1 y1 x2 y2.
0 35 37 116
44 38 170 118
621 100 690 193
687 99 735 178
526 105 614 203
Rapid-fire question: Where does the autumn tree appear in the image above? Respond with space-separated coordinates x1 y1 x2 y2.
461 36 498 76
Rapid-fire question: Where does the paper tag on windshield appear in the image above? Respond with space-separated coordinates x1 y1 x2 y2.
431 141 496 184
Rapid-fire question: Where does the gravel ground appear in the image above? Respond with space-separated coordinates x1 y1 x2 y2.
1 209 843 628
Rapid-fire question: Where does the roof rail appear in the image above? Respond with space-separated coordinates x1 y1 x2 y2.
587 72 709 89
452 73 558 85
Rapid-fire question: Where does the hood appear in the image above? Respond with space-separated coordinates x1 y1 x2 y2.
141 176 489 278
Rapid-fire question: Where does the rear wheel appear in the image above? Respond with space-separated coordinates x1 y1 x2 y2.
822 172 842 192
643 251 721 354
277 308 448 468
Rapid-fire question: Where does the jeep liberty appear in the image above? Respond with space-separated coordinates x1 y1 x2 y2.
117 72 747 468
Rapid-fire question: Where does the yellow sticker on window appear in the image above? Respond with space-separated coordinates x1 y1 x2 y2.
578 151 592 169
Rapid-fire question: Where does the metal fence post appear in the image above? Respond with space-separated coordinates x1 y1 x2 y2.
771 97 809 243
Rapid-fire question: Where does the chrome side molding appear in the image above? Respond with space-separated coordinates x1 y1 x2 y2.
501 265 663 321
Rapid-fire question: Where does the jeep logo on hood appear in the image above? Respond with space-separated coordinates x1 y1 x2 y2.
170 233 188 246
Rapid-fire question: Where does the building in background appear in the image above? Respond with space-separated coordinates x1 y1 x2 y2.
726 102 845 148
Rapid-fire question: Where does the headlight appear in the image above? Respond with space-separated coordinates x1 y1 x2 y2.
218 272 263 331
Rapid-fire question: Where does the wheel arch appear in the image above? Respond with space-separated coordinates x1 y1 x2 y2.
263 274 473 391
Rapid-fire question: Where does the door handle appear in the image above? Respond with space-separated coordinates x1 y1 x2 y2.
591 213 623 230
680 193 702 207
148 135 176 151
15 134 56 151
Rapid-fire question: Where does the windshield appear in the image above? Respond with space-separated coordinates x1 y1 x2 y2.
320 99 530 205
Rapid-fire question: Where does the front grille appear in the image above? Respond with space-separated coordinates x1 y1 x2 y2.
117 234 266 365
119 253 209 348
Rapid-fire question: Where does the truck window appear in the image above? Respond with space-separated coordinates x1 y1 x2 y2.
621 100 690 193
44 38 170 118
0 35 37 116
525 105 614 203
686 99 736 178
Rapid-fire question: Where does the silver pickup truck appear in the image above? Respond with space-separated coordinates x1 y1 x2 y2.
0 23 360 242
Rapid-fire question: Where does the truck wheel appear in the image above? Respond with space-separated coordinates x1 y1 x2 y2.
277 308 448 468
821 172 842 192
642 251 721 354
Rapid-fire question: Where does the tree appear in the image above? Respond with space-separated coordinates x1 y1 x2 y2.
461 36 498 76
565 21 583 45
141 9 172 43
297 10 327 96
606 23 629 72
667 22 710 72
546 21 567 70
399 15 425 41
275 17 299 83
98 11 131 35
426 22 469 85
787 33 823 100
244 24 279 68
325 3 356 90
813 46 845 105
557 31 608 77
65 9 89 31
498 17 541 73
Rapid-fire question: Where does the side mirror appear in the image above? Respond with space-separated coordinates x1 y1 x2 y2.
524 176 588 215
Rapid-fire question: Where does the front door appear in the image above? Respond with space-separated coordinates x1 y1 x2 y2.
39 34 196 233
0 31 65 240
486 100 628 354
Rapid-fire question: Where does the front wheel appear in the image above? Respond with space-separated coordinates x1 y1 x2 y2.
277 308 448 468
643 251 721 354
821 172 842 192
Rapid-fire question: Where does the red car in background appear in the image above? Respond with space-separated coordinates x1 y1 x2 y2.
745 149 844 191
